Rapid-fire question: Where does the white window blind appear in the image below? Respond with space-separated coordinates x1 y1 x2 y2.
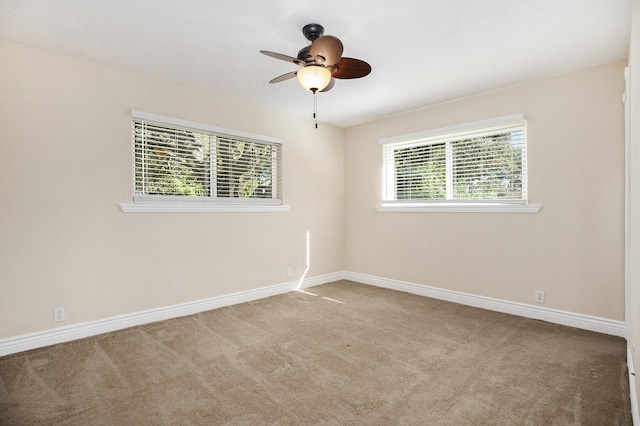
381 115 527 203
132 113 282 205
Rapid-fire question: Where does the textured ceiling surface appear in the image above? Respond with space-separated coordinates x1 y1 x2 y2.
0 1 632 128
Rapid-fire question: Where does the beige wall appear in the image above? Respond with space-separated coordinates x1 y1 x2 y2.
0 36 629 344
0 38 345 338
344 60 626 321
628 0 640 414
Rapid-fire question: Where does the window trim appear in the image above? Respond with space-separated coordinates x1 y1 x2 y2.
131 110 283 145
376 202 541 213
119 200 291 213
377 114 541 213
119 110 289 213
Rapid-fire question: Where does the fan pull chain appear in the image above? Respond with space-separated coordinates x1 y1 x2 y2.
313 90 318 129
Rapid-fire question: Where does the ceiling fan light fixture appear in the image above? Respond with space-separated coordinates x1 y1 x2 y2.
297 65 332 92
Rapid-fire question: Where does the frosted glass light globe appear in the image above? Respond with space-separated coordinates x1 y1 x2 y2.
297 65 332 92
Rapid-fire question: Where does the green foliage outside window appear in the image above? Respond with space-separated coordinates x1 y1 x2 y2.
134 121 276 199
395 143 446 200
394 132 523 200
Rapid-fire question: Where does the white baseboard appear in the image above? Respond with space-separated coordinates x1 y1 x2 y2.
630 349 639 426
297 271 345 290
0 272 344 357
342 271 626 337
0 270 626 357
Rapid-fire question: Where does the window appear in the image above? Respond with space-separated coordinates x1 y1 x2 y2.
120 111 287 213
379 114 540 213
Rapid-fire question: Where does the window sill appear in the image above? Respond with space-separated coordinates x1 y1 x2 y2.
376 202 542 213
119 202 291 213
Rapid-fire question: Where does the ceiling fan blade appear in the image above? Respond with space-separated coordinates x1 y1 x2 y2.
331 57 372 79
320 78 335 92
269 71 297 84
260 50 305 66
310 35 343 66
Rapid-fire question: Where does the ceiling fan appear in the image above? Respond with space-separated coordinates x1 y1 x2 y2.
260 23 372 94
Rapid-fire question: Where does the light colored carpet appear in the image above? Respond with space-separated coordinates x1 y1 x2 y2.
0 280 632 425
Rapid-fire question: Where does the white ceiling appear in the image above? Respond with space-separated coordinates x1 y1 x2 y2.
0 0 632 128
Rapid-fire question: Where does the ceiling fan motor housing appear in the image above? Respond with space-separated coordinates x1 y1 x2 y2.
297 45 313 63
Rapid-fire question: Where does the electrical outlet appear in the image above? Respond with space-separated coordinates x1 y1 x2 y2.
287 267 293 277
53 307 65 322
534 290 545 304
